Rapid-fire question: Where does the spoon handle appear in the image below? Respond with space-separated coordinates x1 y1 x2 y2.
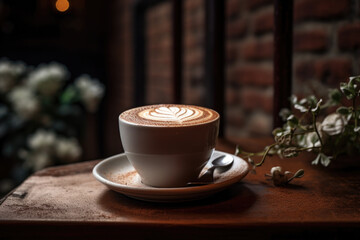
198 166 215 182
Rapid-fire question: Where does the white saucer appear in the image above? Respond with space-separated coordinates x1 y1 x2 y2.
92 150 249 202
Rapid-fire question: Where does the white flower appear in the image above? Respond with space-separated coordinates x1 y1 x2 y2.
304 132 321 148
267 166 304 186
55 137 82 162
25 130 58 170
8 87 40 120
0 60 26 92
321 113 347 136
296 122 322 150
28 129 56 151
349 75 360 82
75 74 104 112
268 166 290 186
270 166 282 176
26 150 54 171
26 62 68 96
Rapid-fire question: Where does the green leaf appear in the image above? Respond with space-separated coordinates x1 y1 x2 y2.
286 169 305 183
293 169 305 178
312 153 321 165
290 95 298 105
299 98 308 105
235 145 242 155
354 126 360 132
279 108 291 121
310 133 319 145
349 75 360 86
294 104 308 113
287 114 299 127
312 153 332 167
60 86 79 104
328 89 342 104
295 134 306 147
321 155 332 167
247 157 254 165
340 82 356 100
311 99 323 114
272 128 283 136
337 106 351 115
307 96 318 108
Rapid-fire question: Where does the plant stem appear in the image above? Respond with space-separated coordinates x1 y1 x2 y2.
312 112 323 147
236 147 265 157
255 143 276 167
353 97 358 129
243 152 266 157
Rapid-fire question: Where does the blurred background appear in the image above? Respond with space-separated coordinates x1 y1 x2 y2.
0 0 360 195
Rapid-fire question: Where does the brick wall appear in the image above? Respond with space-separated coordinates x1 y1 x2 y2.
226 0 275 138
105 0 360 154
293 0 360 95
145 0 207 105
226 0 360 138
146 2 174 103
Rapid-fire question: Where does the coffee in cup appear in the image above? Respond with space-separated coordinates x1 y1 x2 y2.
118 104 219 187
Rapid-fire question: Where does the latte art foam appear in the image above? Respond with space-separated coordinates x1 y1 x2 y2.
139 106 203 122
119 104 219 127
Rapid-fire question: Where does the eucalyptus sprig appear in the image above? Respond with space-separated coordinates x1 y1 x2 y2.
236 75 360 178
265 166 305 186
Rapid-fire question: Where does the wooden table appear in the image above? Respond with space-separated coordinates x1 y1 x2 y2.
1 138 360 239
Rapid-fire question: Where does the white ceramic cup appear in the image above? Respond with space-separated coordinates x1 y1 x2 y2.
118 105 219 188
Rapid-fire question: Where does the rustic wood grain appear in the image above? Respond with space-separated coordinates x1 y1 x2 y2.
1 138 359 239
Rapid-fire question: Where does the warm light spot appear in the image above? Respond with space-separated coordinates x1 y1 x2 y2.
55 0 70 12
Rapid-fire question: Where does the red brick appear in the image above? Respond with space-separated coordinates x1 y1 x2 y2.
185 34 203 49
226 0 241 19
294 0 351 22
226 43 238 63
146 85 173 104
185 50 203 66
295 58 353 86
185 0 203 12
147 37 172 52
294 29 328 52
246 0 273 11
226 113 245 128
254 9 274 35
184 15 204 32
183 87 204 105
240 39 273 60
248 112 272 136
295 61 315 81
315 58 353 86
226 88 239 106
338 22 360 50
226 19 247 39
230 65 273 87
241 88 273 114
148 67 172 79
147 22 171 38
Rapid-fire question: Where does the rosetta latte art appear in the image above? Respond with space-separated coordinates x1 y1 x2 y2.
120 104 218 126
139 106 203 122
